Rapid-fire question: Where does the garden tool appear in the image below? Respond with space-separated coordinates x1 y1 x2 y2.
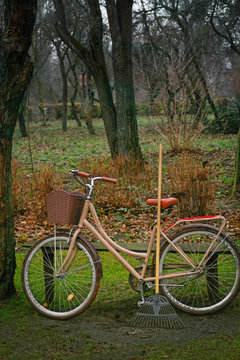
128 144 184 328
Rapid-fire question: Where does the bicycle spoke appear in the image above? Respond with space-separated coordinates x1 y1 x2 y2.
159 225 240 314
22 235 100 319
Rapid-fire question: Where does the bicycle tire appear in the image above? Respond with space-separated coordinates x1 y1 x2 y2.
22 233 101 320
159 224 240 315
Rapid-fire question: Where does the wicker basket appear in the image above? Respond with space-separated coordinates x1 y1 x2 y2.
46 189 86 225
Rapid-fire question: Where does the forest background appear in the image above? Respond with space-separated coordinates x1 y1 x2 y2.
11 0 240 239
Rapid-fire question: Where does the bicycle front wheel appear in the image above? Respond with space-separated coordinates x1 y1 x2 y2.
159 224 240 315
22 233 101 320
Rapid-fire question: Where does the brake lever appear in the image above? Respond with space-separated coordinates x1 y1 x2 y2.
73 173 87 187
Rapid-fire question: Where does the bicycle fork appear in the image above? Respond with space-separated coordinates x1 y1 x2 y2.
55 228 81 275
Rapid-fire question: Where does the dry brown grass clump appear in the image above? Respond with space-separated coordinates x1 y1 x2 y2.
12 161 64 222
168 157 215 217
79 156 154 210
12 156 154 224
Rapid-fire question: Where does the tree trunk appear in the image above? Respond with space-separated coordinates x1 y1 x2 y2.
106 0 142 159
18 94 28 137
0 134 16 298
93 69 118 156
192 58 219 121
62 77 68 132
70 95 82 127
0 0 37 299
79 72 87 119
55 41 68 132
67 55 82 127
85 71 96 135
37 78 47 126
70 71 82 127
232 127 240 196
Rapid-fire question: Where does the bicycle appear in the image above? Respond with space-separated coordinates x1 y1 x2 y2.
22 170 240 320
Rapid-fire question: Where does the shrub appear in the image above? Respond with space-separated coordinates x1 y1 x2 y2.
154 95 207 152
56 102 102 120
136 103 162 116
12 163 64 222
223 111 240 134
136 104 150 116
167 157 215 217
209 110 240 134
68 102 82 119
78 156 154 211
31 165 64 222
214 97 231 111
92 103 102 118
208 98 240 134
55 103 63 119
74 102 81 112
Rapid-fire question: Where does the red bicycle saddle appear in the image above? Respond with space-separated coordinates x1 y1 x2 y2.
146 197 178 209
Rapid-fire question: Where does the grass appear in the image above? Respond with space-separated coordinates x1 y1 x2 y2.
13 117 238 174
139 336 240 360
13 119 110 172
1 251 240 359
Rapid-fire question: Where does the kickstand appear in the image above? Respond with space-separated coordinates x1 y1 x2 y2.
138 281 146 307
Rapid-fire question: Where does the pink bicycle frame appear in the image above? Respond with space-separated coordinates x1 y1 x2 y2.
58 199 226 283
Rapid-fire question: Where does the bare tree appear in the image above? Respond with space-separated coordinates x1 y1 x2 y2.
54 0 118 157
210 0 240 56
53 0 142 159
0 0 37 299
152 0 219 120
66 53 82 127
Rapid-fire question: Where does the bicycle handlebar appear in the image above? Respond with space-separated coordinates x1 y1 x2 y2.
77 171 90 178
101 176 117 184
76 171 117 183
69 170 117 184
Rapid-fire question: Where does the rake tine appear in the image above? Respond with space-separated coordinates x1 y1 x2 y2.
128 295 184 329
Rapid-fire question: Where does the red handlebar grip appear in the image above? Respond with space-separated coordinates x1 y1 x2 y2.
77 171 90 178
102 176 117 184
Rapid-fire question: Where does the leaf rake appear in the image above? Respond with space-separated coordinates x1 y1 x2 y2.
128 144 184 329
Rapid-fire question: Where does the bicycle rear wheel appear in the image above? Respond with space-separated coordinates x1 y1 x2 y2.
22 233 101 320
159 224 240 315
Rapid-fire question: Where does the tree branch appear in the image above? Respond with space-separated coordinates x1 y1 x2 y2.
210 1 240 57
53 0 92 65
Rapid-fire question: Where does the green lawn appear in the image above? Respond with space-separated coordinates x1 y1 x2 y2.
1 251 240 359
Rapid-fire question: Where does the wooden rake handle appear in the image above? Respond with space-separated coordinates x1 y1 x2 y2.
155 144 162 294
